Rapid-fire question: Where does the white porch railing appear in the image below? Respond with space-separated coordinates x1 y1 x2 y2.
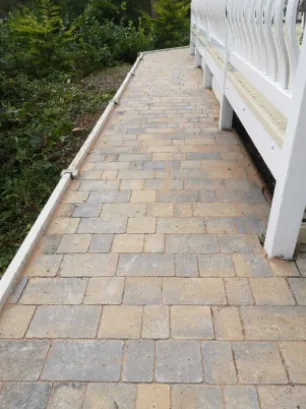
190 0 306 259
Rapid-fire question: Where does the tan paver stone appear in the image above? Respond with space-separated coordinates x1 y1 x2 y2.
163 278 226 305
258 386 306 409
147 203 174 217
47 383 85 409
112 234 144 253
224 278 254 305
131 190 156 203
57 234 91 253
142 306 169 339
0 305 35 338
240 306 306 340
250 278 295 305
136 385 170 409
198 255 235 277
102 203 146 217
233 342 287 384
47 218 79 235
102 170 118 180
171 306 213 339
193 203 241 217
213 307 243 340
174 203 193 217
233 254 272 277
280 342 306 383
120 179 144 190
127 217 156 233
202 341 237 384
269 258 300 276
84 277 124 304
172 385 223 409
63 191 88 204
24 254 63 277
60 254 117 277
83 383 136 409
99 305 142 339
144 234 165 253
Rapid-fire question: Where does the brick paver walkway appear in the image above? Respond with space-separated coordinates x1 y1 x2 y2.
1 49 306 409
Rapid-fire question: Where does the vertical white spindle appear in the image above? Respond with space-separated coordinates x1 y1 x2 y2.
274 0 290 88
286 0 300 77
264 0 278 81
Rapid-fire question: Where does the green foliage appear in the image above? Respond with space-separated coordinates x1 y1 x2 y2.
144 0 190 49
0 0 150 273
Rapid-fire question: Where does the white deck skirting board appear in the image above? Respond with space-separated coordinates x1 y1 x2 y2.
0 53 144 312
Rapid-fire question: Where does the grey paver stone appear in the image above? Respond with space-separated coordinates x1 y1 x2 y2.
166 234 219 254
47 383 86 409
8 276 29 302
20 278 87 304
123 278 162 305
171 306 213 339
233 342 287 384
172 385 223 409
60 254 117 277
122 340 154 382
0 383 52 409
157 190 199 203
219 234 261 254
155 341 202 383
117 254 174 276
27 305 101 338
39 235 61 254
157 218 205 234
0 340 50 380
288 278 306 305
102 203 146 217
83 383 136 409
41 340 123 381
175 255 198 277
89 234 114 253
202 341 237 384
77 217 127 234
87 190 130 204
72 204 102 218
224 386 260 409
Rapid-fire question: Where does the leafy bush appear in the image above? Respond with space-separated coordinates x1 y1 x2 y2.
144 0 190 49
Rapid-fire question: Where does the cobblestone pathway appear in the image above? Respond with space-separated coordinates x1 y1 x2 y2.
1 49 306 409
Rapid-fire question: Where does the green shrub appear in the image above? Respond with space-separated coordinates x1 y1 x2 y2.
144 0 190 49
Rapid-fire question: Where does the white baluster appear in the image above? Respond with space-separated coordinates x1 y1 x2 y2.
286 0 300 77
275 0 290 88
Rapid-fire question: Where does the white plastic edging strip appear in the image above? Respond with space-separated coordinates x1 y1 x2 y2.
0 173 71 311
0 52 145 312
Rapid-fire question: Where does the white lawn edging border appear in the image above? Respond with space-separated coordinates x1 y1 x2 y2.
0 52 144 312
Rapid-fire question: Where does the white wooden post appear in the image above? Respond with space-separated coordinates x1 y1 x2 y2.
203 63 212 88
219 1 234 130
264 37 306 259
195 46 202 67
